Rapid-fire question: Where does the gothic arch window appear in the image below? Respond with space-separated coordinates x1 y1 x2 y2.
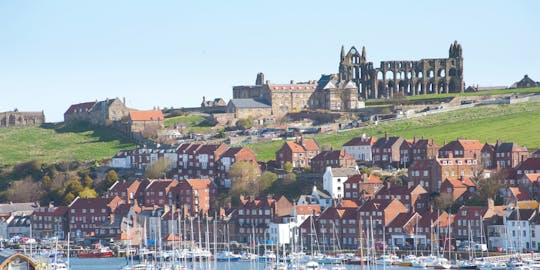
449 68 457 77
386 71 394 80
438 69 446 77
428 70 434 78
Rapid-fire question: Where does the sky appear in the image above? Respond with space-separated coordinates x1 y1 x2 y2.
1 1 539 122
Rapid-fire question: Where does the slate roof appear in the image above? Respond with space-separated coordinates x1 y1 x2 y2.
229 99 271 109
312 149 354 161
329 167 359 177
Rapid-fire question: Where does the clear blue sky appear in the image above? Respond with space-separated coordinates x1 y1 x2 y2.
1 1 538 122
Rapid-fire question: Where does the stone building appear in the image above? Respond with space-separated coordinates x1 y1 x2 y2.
0 110 45 128
128 110 164 137
226 99 272 119
339 41 464 99
509 75 539 89
64 97 129 126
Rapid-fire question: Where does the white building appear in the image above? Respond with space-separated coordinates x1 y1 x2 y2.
323 167 359 199
297 186 333 210
111 151 132 169
269 221 294 245
487 208 538 251
342 134 376 162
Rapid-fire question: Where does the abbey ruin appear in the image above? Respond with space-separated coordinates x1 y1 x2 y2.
339 41 464 99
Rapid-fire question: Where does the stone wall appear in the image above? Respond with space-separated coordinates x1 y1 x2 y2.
0 111 45 128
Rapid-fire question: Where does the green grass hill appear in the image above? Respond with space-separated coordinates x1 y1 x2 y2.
246 100 540 161
0 123 136 166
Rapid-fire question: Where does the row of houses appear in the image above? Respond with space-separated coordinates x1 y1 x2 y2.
111 143 258 187
278 133 532 172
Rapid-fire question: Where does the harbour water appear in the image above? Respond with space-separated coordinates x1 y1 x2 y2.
68 257 386 270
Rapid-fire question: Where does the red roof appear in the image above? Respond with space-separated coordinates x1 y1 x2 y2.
129 110 164 121
459 139 483 150
295 204 321 216
64 101 96 116
338 200 358 208
509 187 533 201
185 178 212 189
343 136 377 146
345 174 382 184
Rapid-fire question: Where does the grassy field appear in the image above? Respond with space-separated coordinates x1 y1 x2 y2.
0 123 136 166
246 100 540 161
164 115 218 134
365 87 540 104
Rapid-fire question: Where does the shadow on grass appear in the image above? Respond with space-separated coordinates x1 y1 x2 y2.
41 122 135 145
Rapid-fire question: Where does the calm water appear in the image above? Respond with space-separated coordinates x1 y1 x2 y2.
68 258 410 270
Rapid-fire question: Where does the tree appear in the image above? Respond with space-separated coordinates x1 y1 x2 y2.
283 161 293 173
476 170 506 202
228 161 261 196
236 116 254 130
83 174 93 188
79 187 98 198
103 170 119 189
65 179 84 196
144 157 173 179
258 171 278 194
433 192 454 211
283 173 297 184
6 177 43 202
42 175 52 191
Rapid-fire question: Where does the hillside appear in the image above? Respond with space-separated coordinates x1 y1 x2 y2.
0 123 136 166
246 100 540 161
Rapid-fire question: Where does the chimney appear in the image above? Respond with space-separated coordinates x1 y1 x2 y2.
290 80 294 84
385 131 389 140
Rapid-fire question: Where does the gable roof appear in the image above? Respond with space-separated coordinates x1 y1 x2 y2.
185 178 213 190
312 149 354 161
387 212 419 228
64 101 96 116
295 204 321 216
229 99 271 109
373 136 404 148
343 135 377 147
328 167 359 177
129 110 164 121
345 174 382 184
509 187 533 201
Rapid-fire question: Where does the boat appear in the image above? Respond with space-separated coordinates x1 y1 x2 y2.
398 254 419 266
506 257 531 270
258 251 277 262
239 251 258 261
306 260 323 270
78 243 114 258
46 261 70 270
215 251 241 262
375 254 398 265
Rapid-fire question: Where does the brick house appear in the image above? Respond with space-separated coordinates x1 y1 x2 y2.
342 134 377 162
217 146 258 187
357 198 408 242
103 179 141 203
399 140 413 168
514 158 540 179
311 149 357 173
439 177 476 203
453 205 492 242
68 196 124 238
343 173 383 202
31 205 69 240
374 183 428 212
275 137 320 169
371 133 405 169
316 207 359 250
234 196 292 243
142 179 178 207
416 210 454 250
492 141 530 170
176 143 228 180
411 137 440 161
408 159 440 192
438 139 483 162
387 212 423 249
168 178 216 216
128 110 164 137
481 143 495 169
